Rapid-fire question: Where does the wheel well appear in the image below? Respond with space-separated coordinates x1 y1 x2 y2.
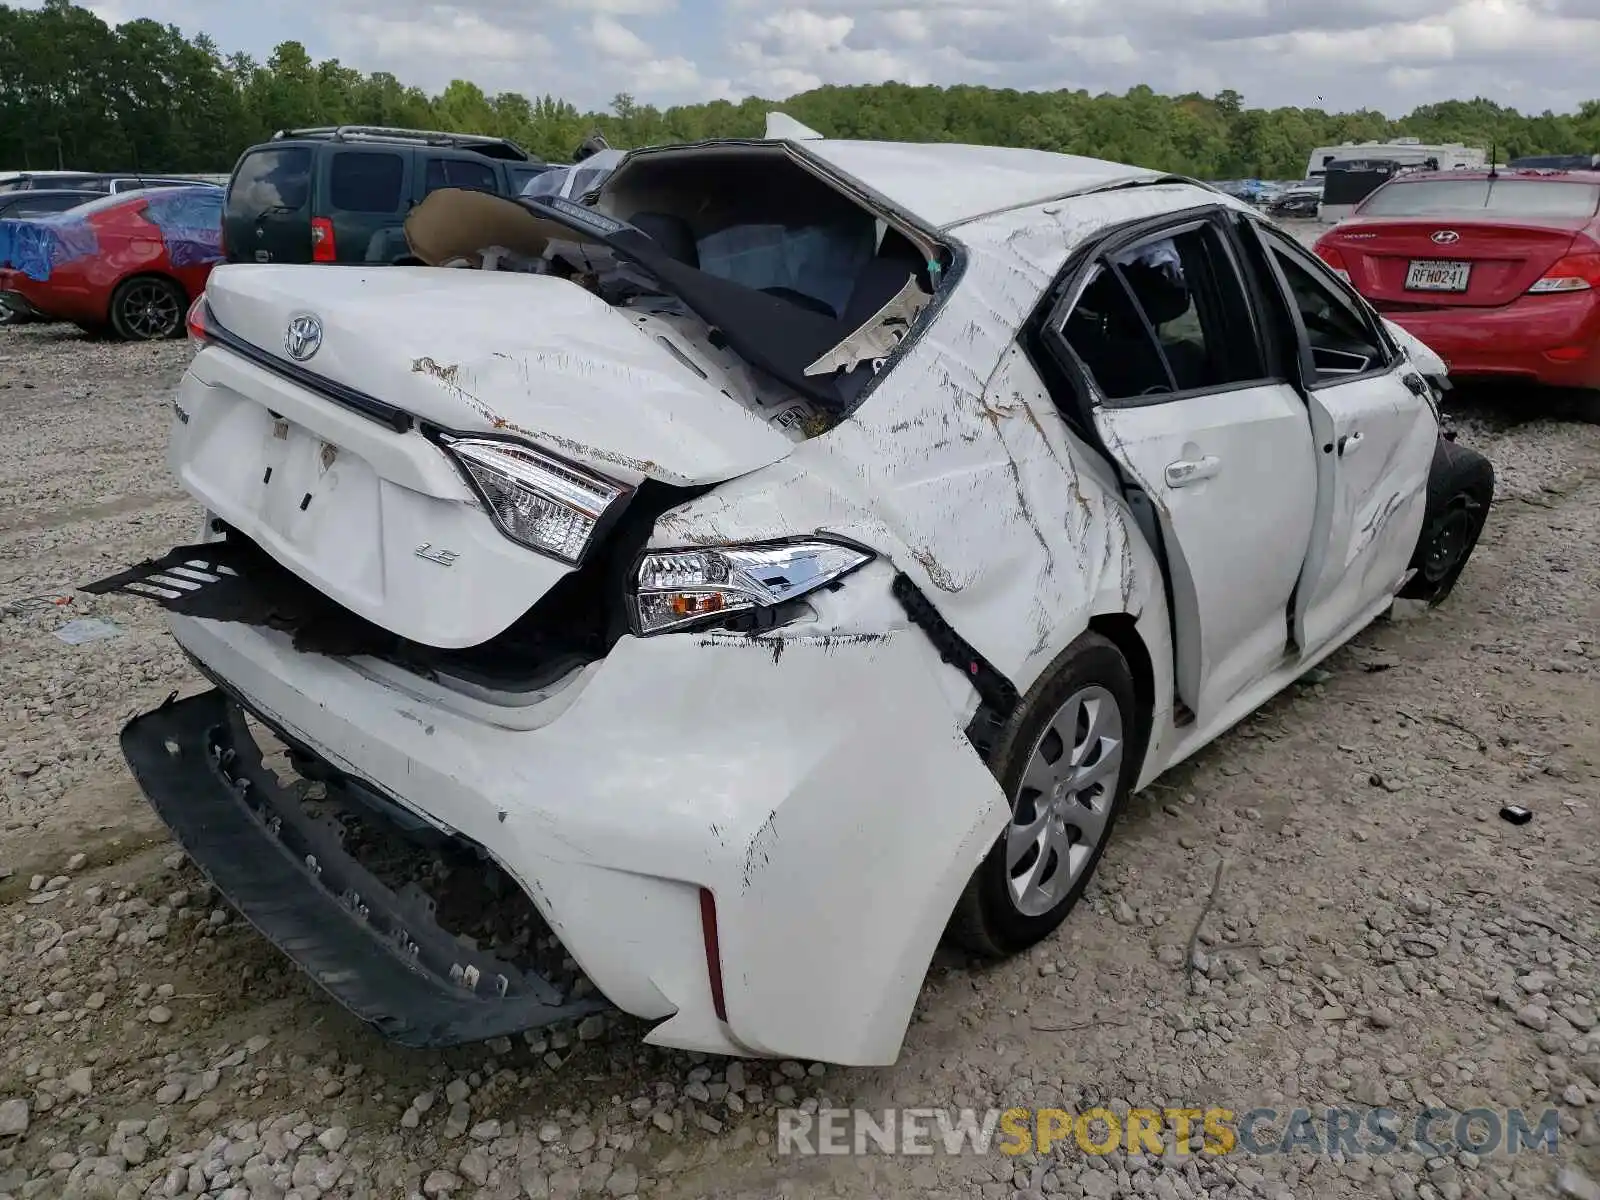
1088 612 1156 779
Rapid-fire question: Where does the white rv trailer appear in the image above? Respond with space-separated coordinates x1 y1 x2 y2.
1304 138 1486 180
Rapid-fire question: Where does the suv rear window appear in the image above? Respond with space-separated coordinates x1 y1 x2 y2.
1360 179 1600 218
424 158 497 196
329 152 405 213
227 149 311 216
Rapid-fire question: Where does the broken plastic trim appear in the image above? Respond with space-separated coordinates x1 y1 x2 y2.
120 688 607 1047
889 573 1018 761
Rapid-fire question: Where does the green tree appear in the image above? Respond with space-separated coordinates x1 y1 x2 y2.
1 0 1596 177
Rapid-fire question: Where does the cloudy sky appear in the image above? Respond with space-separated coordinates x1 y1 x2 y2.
19 0 1600 116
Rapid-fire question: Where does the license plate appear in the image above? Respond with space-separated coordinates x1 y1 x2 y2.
1406 260 1471 292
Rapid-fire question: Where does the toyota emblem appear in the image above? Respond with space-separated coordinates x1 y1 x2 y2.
1431 230 1461 245
285 314 323 361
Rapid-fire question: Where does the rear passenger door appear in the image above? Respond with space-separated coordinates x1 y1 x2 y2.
324 149 410 264
1239 219 1438 654
1040 212 1320 729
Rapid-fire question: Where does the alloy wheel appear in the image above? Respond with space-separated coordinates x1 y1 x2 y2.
1005 684 1124 917
120 281 181 339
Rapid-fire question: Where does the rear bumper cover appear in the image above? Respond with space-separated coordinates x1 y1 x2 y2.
1383 291 1600 386
132 587 1006 1064
122 688 606 1047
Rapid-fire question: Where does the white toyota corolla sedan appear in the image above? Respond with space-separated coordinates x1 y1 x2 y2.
87 116 1493 1067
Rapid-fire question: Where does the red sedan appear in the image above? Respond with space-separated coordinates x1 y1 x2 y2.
1313 170 1600 388
0 186 222 340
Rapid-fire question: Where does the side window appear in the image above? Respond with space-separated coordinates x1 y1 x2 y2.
329 152 405 214
423 158 498 196
1259 229 1388 377
1063 223 1265 404
14 194 84 216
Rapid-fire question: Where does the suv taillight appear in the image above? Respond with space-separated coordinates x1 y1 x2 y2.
1527 253 1600 294
311 217 336 263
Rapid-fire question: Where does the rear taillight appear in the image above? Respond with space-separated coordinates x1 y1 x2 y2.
186 295 209 346
698 887 728 1023
310 217 336 263
1527 252 1600 294
1314 243 1351 282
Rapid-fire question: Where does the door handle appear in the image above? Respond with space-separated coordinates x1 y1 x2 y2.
1338 431 1364 457
1164 455 1221 487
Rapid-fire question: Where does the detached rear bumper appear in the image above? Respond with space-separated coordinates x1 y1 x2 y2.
115 566 1008 1065
122 688 606 1047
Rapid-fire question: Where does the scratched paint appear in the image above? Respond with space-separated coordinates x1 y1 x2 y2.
655 183 1220 695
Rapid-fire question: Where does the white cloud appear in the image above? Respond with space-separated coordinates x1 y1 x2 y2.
14 0 1600 116
553 0 676 12
586 14 652 60
341 10 552 62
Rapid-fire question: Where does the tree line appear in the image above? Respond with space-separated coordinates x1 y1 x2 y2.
4 0 1600 179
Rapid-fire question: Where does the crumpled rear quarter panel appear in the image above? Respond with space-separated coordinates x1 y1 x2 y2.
656 184 1218 697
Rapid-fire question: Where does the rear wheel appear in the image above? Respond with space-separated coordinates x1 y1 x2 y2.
109 275 186 341
1398 436 1494 605
948 633 1140 957
0 302 25 327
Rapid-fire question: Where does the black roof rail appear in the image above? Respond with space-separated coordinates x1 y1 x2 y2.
268 125 536 162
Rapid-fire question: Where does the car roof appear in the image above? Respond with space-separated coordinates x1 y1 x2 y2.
613 137 1163 231
802 140 1163 228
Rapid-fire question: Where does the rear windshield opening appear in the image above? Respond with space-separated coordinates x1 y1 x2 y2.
227 147 312 217
602 150 895 320
1360 178 1600 219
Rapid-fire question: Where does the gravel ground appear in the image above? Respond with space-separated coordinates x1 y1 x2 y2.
1 286 1598 1200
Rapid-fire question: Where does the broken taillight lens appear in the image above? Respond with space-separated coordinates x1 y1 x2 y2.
1314 243 1351 282
311 217 336 263
633 540 874 635
1527 252 1600 294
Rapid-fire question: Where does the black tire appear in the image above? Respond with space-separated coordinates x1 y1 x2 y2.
1398 435 1494 605
109 275 187 341
0 303 25 327
948 632 1141 958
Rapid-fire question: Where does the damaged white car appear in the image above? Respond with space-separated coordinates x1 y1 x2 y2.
87 117 1494 1066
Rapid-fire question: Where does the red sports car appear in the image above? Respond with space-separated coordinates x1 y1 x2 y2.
1313 169 1600 388
0 186 222 340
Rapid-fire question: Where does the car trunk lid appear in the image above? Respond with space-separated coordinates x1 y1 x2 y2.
202 262 800 484
1326 217 1589 309
156 263 801 648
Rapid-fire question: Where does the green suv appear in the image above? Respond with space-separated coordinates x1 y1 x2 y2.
222 125 550 266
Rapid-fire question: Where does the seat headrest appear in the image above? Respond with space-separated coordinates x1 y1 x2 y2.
1119 258 1190 328
627 212 698 268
